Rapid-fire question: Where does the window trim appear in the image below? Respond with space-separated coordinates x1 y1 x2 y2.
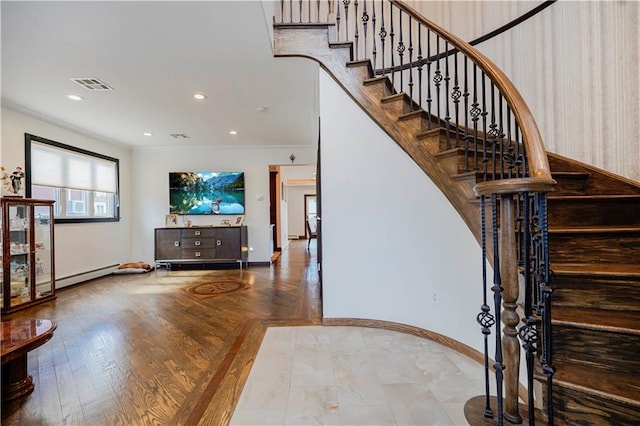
25 133 121 224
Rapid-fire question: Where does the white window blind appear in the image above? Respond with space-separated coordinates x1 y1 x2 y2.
31 141 117 193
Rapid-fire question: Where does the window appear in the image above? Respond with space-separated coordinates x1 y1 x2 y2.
25 134 120 223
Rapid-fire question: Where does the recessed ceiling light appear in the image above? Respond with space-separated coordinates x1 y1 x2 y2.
193 93 208 100
256 106 267 112
229 130 238 135
143 132 153 136
67 94 83 101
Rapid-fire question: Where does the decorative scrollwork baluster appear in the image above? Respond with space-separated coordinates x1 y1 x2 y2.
362 1 369 62
452 52 461 148
477 194 494 419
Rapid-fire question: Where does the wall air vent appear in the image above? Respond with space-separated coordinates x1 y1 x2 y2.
170 133 191 139
71 77 114 91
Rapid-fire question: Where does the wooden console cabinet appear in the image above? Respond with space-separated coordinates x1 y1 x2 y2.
154 226 248 269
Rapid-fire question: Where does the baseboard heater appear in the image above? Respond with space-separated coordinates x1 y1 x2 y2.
56 264 120 289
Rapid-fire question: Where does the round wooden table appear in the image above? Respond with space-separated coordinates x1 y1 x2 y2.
1 319 57 401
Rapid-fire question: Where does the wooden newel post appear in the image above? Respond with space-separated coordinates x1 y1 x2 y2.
500 194 523 424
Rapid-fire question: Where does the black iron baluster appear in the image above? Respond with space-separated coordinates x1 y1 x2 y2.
518 192 538 426
477 195 495 419
336 0 341 40
290 0 293 23
481 73 489 180
397 9 404 93
379 2 386 74
491 193 505 426
354 0 359 59
362 1 369 61
505 109 514 178
344 0 351 43
538 193 555 425
416 25 423 108
389 3 395 87
500 96 506 178
408 17 414 109
426 29 432 128
371 2 377 69
471 64 481 171
452 52 461 148
316 0 320 23
299 0 303 23
280 0 285 23
489 83 498 180
434 36 442 129
463 57 470 171
444 41 451 149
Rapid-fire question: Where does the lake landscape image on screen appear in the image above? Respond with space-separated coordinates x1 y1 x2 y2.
169 172 245 215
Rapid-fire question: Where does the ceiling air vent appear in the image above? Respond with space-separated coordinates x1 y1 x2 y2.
170 133 191 139
71 77 114 91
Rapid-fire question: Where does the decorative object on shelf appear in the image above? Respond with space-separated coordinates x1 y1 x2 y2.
184 219 192 227
234 215 244 226
165 214 178 227
1 166 25 197
220 219 230 226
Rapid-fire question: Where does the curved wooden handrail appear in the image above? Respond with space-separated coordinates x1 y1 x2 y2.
392 0 553 184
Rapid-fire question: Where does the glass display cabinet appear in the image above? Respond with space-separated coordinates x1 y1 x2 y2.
1 198 56 314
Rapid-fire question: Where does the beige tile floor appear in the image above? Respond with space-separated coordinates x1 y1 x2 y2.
230 326 488 425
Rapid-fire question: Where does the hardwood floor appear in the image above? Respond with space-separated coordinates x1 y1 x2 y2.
1 240 321 425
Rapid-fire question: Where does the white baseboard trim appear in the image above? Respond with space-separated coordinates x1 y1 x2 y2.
56 264 119 289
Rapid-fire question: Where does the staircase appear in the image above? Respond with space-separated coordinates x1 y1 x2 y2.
542 153 640 425
273 3 640 424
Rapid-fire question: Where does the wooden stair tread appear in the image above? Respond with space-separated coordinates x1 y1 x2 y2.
551 171 590 178
549 225 640 233
552 262 640 276
552 307 640 335
543 360 640 406
548 194 640 201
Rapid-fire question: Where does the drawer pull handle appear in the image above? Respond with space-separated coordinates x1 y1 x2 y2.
195 231 201 236
195 252 201 257
217 240 222 246
195 241 201 246
174 241 180 247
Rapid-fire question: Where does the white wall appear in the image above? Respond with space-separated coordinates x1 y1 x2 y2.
129 146 316 264
319 71 489 353
1 107 133 286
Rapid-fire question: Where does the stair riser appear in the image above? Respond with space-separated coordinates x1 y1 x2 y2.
380 96 412 117
551 176 589 195
363 80 395 100
549 232 640 264
548 199 640 227
551 385 640 426
552 275 640 311
552 327 640 376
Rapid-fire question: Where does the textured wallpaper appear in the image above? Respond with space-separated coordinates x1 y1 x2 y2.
408 0 640 183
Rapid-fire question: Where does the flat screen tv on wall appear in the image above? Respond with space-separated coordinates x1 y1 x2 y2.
169 172 245 215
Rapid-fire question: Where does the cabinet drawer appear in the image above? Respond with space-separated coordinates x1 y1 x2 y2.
182 248 215 259
182 238 215 249
182 228 216 238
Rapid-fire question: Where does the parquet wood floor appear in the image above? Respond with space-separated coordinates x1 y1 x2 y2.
1 240 321 425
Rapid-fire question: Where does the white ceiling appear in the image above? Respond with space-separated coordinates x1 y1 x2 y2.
1 1 319 149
